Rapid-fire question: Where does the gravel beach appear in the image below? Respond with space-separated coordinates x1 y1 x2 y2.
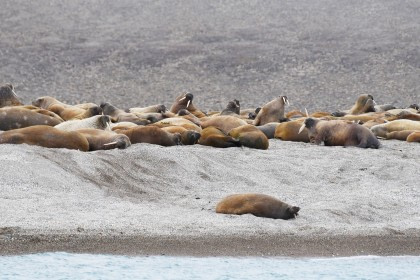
0 0 419 256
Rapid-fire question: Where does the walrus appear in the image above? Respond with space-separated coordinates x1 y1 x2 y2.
253 96 289 126
115 126 181 146
161 126 201 145
275 119 310 142
243 107 261 120
110 121 138 131
76 128 131 150
100 102 150 125
362 118 388 129
256 122 280 139
55 115 111 131
407 131 420 142
0 107 63 130
370 120 420 138
220 99 240 115
128 104 167 114
349 94 376 115
32 96 102 120
201 115 247 134
216 193 300 220
169 92 206 118
394 111 420 121
228 124 269 150
152 117 202 133
299 118 380 148
0 125 89 151
0 84 22 107
385 130 418 141
198 126 241 148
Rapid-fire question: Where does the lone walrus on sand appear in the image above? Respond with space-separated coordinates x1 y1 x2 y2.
216 193 300 220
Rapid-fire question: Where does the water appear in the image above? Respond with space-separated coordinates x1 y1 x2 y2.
1 253 419 280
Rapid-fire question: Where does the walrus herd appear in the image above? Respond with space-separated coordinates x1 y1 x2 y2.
1 83 419 219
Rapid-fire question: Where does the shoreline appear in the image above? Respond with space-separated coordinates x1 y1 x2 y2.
2 234 420 257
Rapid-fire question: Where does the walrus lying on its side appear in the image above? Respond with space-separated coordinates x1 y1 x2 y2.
216 193 300 220
299 118 380 148
0 125 89 151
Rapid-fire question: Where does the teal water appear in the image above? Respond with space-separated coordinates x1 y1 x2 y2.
1 253 419 280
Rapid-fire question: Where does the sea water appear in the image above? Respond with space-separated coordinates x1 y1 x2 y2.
0 253 419 280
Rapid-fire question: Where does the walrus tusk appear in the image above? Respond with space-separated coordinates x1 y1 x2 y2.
11 90 19 98
305 108 309 117
186 100 191 108
106 122 111 130
179 96 187 101
104 141 118 146
372 99 377 105
283 97 289 105
298 123 306 134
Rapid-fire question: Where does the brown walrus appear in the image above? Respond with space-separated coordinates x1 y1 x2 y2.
76 128 131 150
198 126 241 148
161 126 201 145
299 118 380 148
0 84 23 107
394 111 420 121
0 107 63 130
115 126 181 146
407 131 420 143
0 125 89 151
253 96 289 126
216 193 300 220
348 94 376 115
275 119 310 142
228 124 269 150
32 96 102 120
100 102 150 125
385 130 418 141
201 115 247 134
169 92 206 118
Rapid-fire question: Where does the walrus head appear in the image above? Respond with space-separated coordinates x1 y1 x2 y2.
224 99 240 115
181 131 201 145
99 115 112 130
99 102 117 115
86 106 103 117
0 84 22 107
156 104 167 113
298 118 317 134
177 92 194 109
279 96 289 106
248 107 261 120
285 206 300 219
408 104 419 111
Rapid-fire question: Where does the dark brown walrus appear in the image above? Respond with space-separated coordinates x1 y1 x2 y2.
0 125 89 151
0 107 63 131
169 92 206 118
198 126 241 148
299 118 380 148
76 128 131 151
161 126 201 145
216 193 300 220
0 84 23 107
115 126 181 146
228 124 269 150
